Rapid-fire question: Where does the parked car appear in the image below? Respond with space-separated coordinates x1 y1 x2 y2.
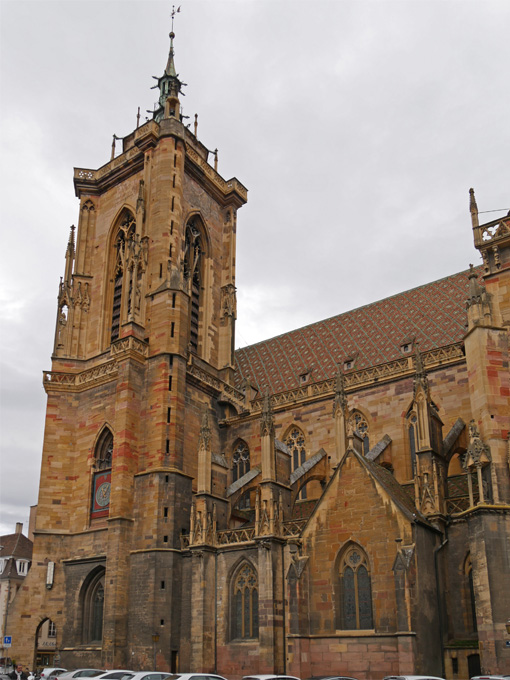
94 673 134 680
243 676 301 680
166 676 228 680
471 677 510 680
126 673 173 680
307 676 358 680
41 669 67 680
166 675 228 680
383 677 445 680
58 672 104 680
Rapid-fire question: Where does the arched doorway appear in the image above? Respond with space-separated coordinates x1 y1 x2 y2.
34 618 57 670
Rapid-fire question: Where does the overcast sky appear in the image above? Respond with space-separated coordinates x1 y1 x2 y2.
0 0 508 537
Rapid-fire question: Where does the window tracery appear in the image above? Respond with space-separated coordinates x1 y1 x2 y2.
91 428 113 520
408 413 418 475
339 544 373 630
285 427 307 499
349 411 370 455
183 218 203 353
232 563 259 639
232 440 250 483
81 568 105 643
111 211 136 342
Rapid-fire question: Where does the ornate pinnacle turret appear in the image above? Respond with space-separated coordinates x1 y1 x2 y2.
260 387 274 438
198 409 211 451
333 365 348 417
469 187 479 229
151 15 186 123
467 263 483 302
413 344 429 399
64 225 75 287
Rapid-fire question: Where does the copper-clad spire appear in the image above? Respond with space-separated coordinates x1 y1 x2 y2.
165 31 177 78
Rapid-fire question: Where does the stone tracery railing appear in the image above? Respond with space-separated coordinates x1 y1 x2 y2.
473 215 510 246
180 518 306 550
249 343 464 412
186 362 246 411
185 144 248 202
43 360 118 391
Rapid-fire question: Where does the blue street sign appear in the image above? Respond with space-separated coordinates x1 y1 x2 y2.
3 635 12 647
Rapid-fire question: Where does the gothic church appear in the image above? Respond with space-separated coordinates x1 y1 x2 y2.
7 24 510 680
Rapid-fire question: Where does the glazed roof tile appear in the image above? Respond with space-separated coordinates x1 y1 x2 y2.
235 267 478 393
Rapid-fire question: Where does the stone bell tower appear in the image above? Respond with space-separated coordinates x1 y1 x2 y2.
462 189 510 671
7 24 247 672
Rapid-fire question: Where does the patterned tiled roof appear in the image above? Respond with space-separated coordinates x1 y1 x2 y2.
235 267 479 393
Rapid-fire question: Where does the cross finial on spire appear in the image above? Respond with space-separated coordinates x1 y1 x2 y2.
171 5 181 33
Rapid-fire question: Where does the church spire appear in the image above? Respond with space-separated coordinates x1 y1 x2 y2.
152 7 185 123
165 31 177 78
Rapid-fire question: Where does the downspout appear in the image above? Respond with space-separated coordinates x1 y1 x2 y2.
433 521 449 679
281 541 287 674
214 550 218 673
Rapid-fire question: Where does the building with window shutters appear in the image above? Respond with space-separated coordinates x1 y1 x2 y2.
5 25 510 680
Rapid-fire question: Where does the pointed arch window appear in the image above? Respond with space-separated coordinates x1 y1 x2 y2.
91 428 113 520
349 411 370 455
81 568 105 644
183 217 204 353
286 426 307 499
232 440 250 483
111 211 136 342
339 544 373 630
231 563 259 640
408 413 418 476
464 554 477 633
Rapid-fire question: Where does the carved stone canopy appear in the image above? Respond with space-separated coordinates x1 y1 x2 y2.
463 420 491 470
260 387 274 437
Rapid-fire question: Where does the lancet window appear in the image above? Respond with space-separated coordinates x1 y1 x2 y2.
231 562 259 640
408 413 418 476
111 211 136 342
349 411 370 455
91 428 113 520
183 217 204 353
232 440 250 483
286 426 307 499
81 568 105 643
464 554 477 633
338 544 373 630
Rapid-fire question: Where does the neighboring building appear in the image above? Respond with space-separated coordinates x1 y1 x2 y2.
6 25 510 680
0 523 32 665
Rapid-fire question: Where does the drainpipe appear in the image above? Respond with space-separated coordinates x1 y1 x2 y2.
282 541 287 674
214 550 218 673
433 522 449 679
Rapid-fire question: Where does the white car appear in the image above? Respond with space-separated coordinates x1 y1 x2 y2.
167 675 228 680
383 677 445 680
58 672 104 680
41 670 67 680
94 672 134 680
243 676 301 680
126 674 173 680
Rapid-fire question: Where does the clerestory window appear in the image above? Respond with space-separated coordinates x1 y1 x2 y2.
285 426 307 500
349 411 370 455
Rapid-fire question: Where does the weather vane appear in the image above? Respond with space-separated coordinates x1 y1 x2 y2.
171 5 181 32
